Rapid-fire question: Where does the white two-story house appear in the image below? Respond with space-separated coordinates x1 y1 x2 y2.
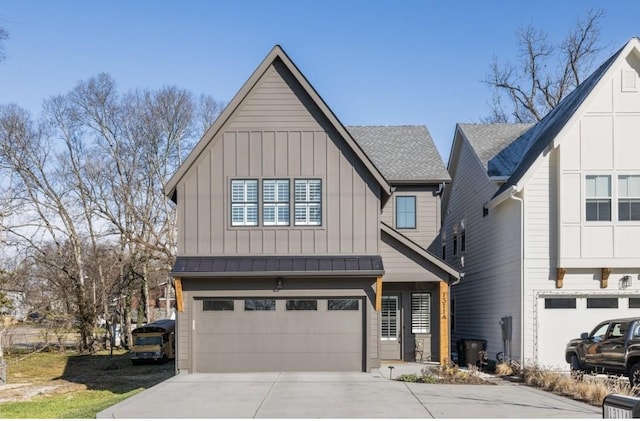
442 37 640 369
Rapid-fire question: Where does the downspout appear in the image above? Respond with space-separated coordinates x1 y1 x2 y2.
508 191 525 368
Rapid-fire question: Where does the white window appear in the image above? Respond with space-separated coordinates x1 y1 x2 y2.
231 180 258 226
381 296 399 340
586 175 611 221
294 179 321 226
411 293 431 334
618 175 640 221
263 179 289 225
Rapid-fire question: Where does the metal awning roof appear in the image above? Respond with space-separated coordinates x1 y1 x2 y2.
171 255 384 278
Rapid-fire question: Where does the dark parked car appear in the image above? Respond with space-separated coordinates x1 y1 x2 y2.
565 317 640 386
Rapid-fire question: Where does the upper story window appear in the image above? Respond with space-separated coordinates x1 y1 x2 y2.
263 179 290 226
294 179 321 226
441 240 446 260
395 196 416 229
618 175 640 221
231 179 258 226
585 175 611 221
452 233 458 256
461 228 466 253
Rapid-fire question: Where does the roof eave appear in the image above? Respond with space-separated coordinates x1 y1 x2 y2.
485 185 517 210
172 270 384 278
380 221 459 280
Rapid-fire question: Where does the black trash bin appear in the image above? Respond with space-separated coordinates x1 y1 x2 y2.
456 339 487 367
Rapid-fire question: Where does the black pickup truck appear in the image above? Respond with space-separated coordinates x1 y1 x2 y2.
565 317 640 386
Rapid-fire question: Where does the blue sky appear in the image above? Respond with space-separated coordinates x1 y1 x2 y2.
1 1 639 161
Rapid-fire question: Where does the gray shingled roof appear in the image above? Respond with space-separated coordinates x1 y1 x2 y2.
490 41 627 199
458 123 533 173
346 126 450 183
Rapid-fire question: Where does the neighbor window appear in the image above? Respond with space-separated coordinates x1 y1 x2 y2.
231 179 258 226
294 179 321 225
544 298 576 309
587 297 618 309
618 175 640 221
586 175 611 221
395 196 416 229
411 293 431 334
452 234 458 256
461 229 466 253
263 179 290 225
629 297 640 309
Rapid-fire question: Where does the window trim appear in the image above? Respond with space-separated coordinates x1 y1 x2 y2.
618 174 640 222
585 174 612 222
294 178 322 226
411 292 431 334
263 179 290 226
395 195 417 229
231 179 259 226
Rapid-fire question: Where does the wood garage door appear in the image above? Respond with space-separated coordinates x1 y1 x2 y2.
193 297 364 372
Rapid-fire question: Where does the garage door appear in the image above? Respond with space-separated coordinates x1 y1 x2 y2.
537 295 640 369
193 297 364 372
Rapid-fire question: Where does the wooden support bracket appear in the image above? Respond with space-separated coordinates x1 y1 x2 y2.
601 268 611 289
174 277 184 312
556 268 566 289
375 277 382 312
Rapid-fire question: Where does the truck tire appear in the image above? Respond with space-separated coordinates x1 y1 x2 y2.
570 354 583 372
628 362 640 387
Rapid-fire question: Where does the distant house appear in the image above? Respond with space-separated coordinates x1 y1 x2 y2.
1 289 28 322
442 37 640 369
164 45 458 373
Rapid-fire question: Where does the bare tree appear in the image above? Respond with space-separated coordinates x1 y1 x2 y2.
485 9 604 123
0 104 96 351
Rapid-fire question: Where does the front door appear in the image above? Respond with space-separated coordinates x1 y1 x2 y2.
380 295 401 360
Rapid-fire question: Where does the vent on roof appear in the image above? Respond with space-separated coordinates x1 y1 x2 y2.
622 69 637 92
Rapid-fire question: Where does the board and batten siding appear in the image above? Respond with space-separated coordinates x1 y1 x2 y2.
444 136 522 361
558 52 640 267
176 61 381 256
380 186 441 248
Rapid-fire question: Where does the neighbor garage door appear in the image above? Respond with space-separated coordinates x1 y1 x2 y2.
193 297 364 372
537 294 640 369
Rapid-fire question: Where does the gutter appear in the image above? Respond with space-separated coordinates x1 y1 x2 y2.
507 190 525 368
484 185 517 211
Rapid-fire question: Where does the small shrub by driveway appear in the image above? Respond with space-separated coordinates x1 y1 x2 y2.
395 364 494 384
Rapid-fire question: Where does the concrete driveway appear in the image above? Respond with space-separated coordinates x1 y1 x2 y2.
97 365 601 418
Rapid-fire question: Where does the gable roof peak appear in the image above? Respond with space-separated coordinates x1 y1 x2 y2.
488 37 636 203
164 45 392 200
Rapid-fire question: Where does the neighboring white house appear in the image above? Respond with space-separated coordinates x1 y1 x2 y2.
442 37 640 370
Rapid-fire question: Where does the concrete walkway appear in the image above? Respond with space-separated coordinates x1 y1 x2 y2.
97 363 601 418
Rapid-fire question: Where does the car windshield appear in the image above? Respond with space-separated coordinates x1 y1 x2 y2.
135 336 162 346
